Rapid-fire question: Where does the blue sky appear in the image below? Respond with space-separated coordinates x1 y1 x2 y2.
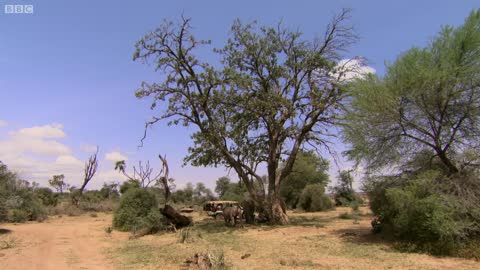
0 0 478 190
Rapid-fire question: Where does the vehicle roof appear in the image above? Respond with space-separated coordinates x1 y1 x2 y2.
205 201 239 204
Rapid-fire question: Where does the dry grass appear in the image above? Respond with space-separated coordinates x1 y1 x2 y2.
0 236 18 250
106 207 480 270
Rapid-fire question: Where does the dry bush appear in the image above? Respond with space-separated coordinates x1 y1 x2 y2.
182 249 228 270
47 203 84 217
178 227 194 243
0 237 18 250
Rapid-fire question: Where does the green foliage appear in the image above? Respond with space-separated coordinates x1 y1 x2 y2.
215 177 232 198
343 9 480 174
100 182 119 199
10 209 29 223
11 189 47 222
105 226 113 235
298 184 333 212
0 200 7 222
332 170 362 207
0 161 16 199
214 177 247 202
119 180 141 195
35 187 58 206
133 11 357 221
171 182 216 205
48 174 68 193
193 182 215 204
367 170 480 255
352 10 480 257
0 162 47 223
113 188 160 231
280 151 330 209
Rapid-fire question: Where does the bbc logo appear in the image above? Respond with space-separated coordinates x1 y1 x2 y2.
4 5 34 14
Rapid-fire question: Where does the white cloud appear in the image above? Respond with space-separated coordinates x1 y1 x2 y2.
0 123 130 190
0 136 71 156
105 151 128 162
332 58 376 82
0 120 7 127
0 123 81 186
16 123 66 138
96 169 127 184
81 144 98 153
55 155 83 167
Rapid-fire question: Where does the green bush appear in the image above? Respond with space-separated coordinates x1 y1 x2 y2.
0 200 8 222
112 188 161 231
299 184 333 212
334 192 363 207
119 180 141 195
8 190 47 222
35 187 58 207
367 170 473 255
332 170 363 207
10 209 29 223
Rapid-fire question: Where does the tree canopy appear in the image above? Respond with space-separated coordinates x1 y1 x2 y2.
280 150 329 208
134 9 359 224
48 174 68 194
343 10 480 174
214 176 248 201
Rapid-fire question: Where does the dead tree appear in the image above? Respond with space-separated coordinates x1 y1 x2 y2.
115 154 191 228
156 155 191 228
72 147 99 206
115 160 163 188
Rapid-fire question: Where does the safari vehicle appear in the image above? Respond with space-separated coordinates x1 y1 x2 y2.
203 200 239 219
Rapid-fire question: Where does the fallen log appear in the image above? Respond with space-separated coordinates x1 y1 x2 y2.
161 204 192 228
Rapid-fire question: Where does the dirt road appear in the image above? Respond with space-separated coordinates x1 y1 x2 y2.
0 213 121 270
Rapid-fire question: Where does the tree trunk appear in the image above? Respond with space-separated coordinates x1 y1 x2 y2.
266 196 289 225
436 149 459 174
161 204 192 228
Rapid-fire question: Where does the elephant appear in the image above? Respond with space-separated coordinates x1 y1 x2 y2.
241 199 255 224
223 205 243 226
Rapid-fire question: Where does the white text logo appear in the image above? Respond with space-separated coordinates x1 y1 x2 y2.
4 5 34 14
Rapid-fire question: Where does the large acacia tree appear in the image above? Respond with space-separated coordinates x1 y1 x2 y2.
343 10 480 175
134 10 358 224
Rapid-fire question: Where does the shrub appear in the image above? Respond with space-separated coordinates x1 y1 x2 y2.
119 180 141 195
0 162 46 223
339 211 360 220
184 249 228 270
207 249 227 270
105 226 113 235
35 187 58 207
366 170 475 255
8 190 47 222
334 192 363 207
178 227 193 243
0 200 7 222
112 188 160 231
299 184 333 212
10 209 29 223
332 170 363 207
0 237 17 249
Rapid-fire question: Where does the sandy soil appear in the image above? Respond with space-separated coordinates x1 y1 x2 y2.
0 213 122 270
1 209 479 270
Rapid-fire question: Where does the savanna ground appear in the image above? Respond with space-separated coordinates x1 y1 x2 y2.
0 207 478 270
